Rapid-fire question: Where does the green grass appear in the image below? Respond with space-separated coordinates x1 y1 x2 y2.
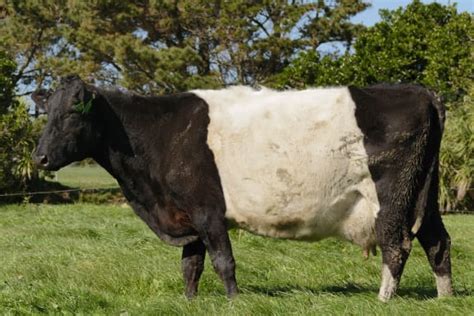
0 204 472 315
49 165 118 189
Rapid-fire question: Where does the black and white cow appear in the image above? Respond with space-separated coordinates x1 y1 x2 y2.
32 75 452 301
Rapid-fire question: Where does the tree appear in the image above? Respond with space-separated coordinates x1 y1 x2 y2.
0 0 369 94
265 50 354 88
270 1 473 212
272 0 473 101
0 50 16 113
350 0 473 102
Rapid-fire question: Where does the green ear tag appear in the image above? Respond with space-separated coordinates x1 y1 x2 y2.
74 99 93 114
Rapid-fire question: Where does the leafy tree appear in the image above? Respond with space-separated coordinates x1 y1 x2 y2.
271 1 473 212
0 0 368 93
350 0 473 102
272 1 473 101
0 50 16 113
266 50 353 88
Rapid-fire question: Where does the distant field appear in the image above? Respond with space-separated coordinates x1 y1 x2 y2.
49 164 118 189
0 204 472 315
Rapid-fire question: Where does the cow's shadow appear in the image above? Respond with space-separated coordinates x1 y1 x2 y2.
243 283 373 297
396 287 470 299
243 283 470 300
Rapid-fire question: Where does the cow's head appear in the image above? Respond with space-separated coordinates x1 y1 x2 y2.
33 75 103 170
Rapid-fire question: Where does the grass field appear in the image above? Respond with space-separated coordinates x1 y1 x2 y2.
51 165 118 189
0 203 472 315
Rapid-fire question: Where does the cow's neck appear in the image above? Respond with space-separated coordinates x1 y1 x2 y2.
92 93 166 208
90 92 199 246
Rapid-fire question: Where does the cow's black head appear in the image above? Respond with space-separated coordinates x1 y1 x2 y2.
33 75 103 170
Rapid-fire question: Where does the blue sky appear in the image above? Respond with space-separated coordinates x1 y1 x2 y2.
353 0 473 26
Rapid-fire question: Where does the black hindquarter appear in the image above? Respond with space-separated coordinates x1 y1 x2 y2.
350 84 441 232
349 84 450 300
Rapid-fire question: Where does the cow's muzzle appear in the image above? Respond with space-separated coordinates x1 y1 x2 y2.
33 152 49 169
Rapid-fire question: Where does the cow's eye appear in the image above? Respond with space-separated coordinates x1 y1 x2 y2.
62 114 75 122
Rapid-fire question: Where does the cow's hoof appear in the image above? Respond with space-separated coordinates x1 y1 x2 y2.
184 290 198 300
378 293 391 303
438 291 454 298
226 287 239 299
436 274 453 298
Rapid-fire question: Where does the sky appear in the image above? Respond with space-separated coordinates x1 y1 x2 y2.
352 0 473 26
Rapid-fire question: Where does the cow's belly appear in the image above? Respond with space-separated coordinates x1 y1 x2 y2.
219 147 379 248
193 87 380 248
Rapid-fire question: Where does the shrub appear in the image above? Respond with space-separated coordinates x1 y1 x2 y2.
439 86 473 212
0 103 46 194
0 50 49 197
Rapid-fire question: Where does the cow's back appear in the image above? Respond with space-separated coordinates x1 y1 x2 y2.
192 87 380 248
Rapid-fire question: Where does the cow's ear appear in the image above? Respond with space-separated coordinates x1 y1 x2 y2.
80 82 97 105
61 74 81 85
31 89 51 113
74 83 98 115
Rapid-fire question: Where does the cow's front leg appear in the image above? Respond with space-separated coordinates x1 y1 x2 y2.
193 211 238 298
182 239 206 299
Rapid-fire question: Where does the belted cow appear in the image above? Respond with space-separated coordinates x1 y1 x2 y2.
32 75 452 301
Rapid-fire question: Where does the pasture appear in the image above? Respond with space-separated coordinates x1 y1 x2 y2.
0 167 472 315
53 164 119 189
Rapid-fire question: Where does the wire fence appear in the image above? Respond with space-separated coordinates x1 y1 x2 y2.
0 186 120 198
0 185 470 212
1 185 470 199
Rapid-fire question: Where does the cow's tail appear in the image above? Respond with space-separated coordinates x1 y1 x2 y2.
429 90 446 135
411 90 446 235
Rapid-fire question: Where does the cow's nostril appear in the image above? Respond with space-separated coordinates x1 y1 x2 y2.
39 155 48 166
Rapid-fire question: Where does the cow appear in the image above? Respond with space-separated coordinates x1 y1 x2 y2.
32 75 452 301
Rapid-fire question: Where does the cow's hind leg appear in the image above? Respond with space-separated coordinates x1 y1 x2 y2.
376 208 413 302
182 239 206 299
417 216 453 297
193 211 238 298
415 158 453 298
416 210 453 297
